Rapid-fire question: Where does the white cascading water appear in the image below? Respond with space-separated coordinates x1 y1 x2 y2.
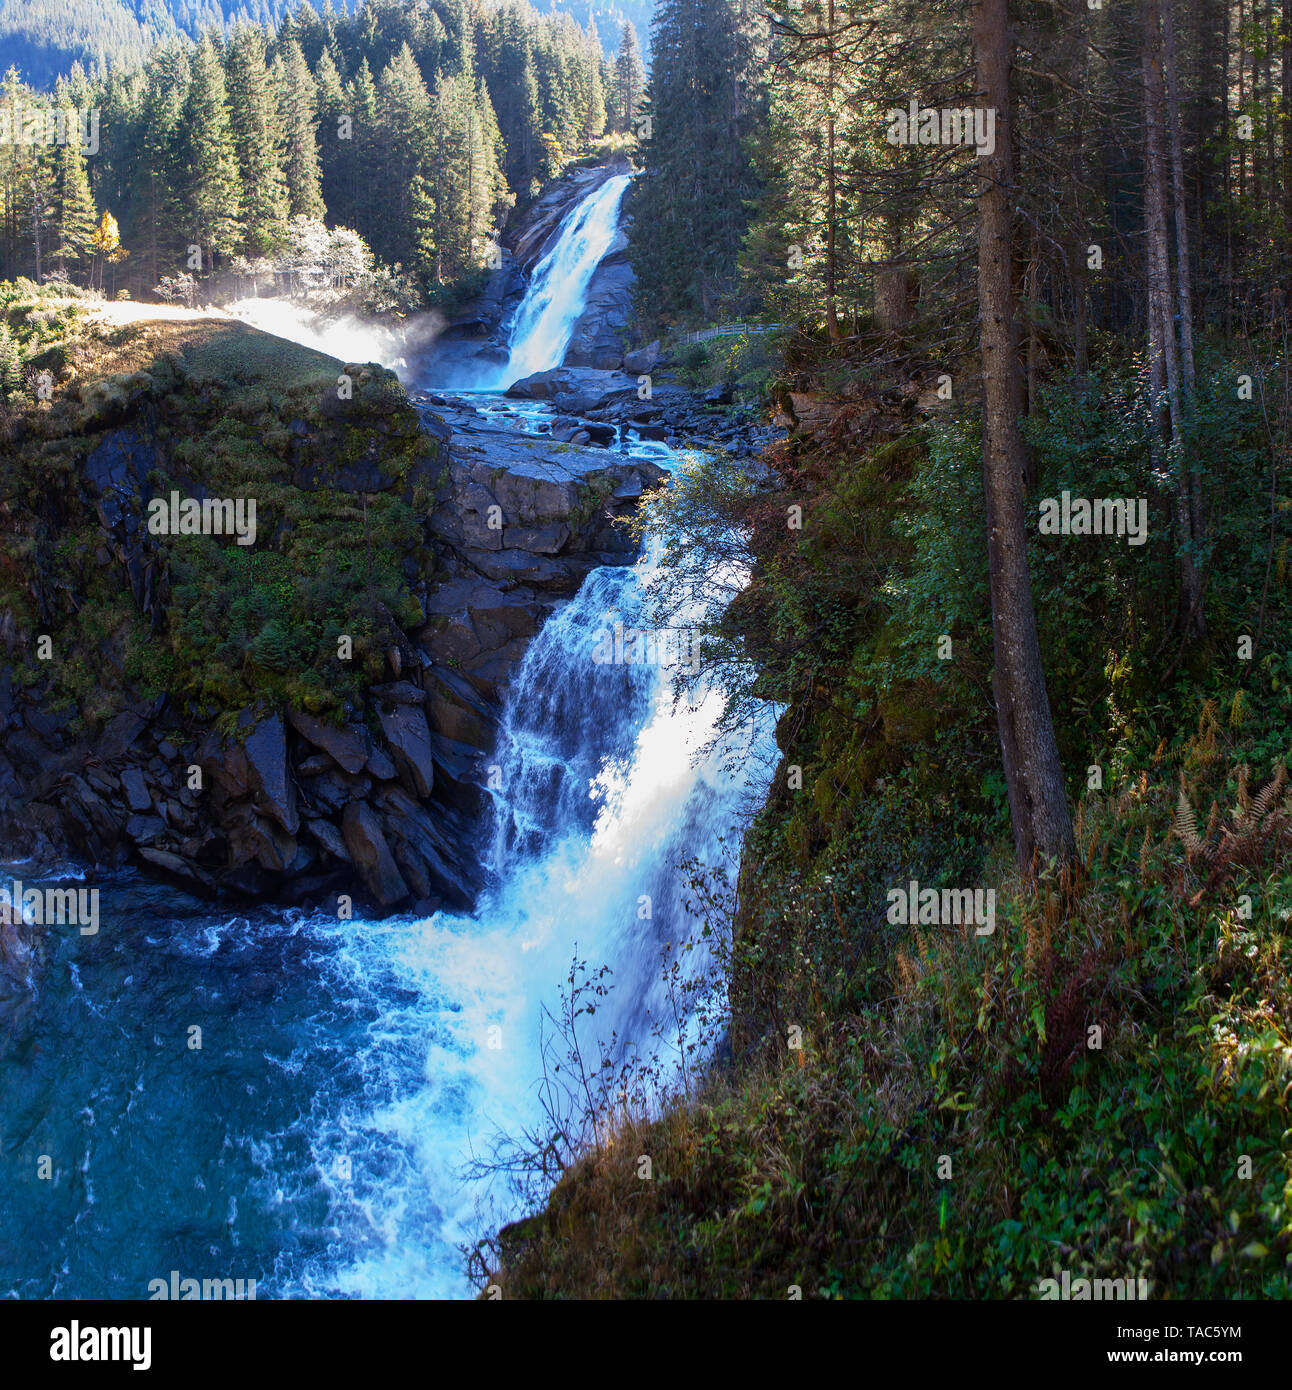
480 173 633 388
288 524 775 1297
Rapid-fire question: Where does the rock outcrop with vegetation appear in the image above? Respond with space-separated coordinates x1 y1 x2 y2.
0 285 662 915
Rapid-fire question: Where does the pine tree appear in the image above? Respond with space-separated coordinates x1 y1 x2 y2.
582 20 606 141
481 2 542 193
611 21 645 132
280 39 325 219
45 77 98 282
51 125 97 280
344 58 380 251
181 35 242 269
314 45 349 225
226 25 289 255
632 0 761 323
374 44 434 270
0 324 24 397
132 41 189 287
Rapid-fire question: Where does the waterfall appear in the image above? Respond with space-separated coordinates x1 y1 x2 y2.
481 173 633 389
293 477 776 1298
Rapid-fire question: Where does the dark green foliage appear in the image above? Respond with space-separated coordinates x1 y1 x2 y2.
630 0 763 326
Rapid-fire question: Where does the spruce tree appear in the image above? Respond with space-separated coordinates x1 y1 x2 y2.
313 45 349 224
632 0 761 323
181 35 242 270
132 42 189 288
226 25 289 256
51 124 97 280
374 45 434 270
280 39 325 219
0 324 24 397
611 22 645 132
346 58 379 245
582 21 606 141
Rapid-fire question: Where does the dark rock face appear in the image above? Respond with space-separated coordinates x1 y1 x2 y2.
241 713 298 836
287 710 369 775
375 695 436 800
562 227 635 370
341 801 409 908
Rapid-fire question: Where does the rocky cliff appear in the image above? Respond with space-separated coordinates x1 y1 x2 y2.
0 304 662 916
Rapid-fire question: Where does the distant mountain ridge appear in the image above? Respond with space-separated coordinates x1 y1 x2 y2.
0 0 653 89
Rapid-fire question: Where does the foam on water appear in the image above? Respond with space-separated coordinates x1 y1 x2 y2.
274 513 775 1298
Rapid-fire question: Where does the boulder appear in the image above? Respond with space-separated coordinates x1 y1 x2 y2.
366 744 397 781
341 801 409 907
136 847 216 893
373 784 477 909
124 813 165 843
375 699 435 799
423 667 499 750
242 713 299 836
101 711 147 760
622 340 661 375
120 767 153 813
304 817 350 863
287 710 369 775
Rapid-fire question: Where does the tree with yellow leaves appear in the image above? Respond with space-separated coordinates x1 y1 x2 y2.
91 210 129 294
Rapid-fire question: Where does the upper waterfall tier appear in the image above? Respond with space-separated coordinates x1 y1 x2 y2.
482 173 633 389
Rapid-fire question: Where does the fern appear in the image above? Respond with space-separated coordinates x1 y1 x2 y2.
1174 790 1203 854
1230 689 1247 730
1248 762 1287 826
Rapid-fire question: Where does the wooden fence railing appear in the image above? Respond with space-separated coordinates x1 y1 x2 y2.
679 322 785 345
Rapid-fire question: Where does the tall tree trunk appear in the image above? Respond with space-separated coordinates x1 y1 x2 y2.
824 0 840 341
1161 0 1196 401
1161 0 1205 608
1144 0 1205 636
974 0 1075 871
1283 0 1292 240
1223 0 1233 336
30 174 41 284
1025 232 1039 417
1070 19 1091 376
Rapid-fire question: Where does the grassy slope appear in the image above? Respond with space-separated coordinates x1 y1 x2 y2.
0 283 445 734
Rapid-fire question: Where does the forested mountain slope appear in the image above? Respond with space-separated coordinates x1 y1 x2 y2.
0 0 648 89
